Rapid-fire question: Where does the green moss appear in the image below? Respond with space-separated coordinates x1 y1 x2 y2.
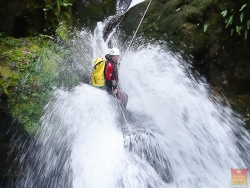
181 5 203 23
56 21 69 41
0 36 61 135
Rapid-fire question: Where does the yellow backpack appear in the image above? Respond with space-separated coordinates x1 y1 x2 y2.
91 57 106 87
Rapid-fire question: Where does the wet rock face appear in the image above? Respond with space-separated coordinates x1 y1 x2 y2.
117 0 132 12
103 14 124 41
72 0 116 30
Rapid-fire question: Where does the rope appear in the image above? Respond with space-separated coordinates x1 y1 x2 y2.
114 94 146 161
114 0 154 162
124 0 153 57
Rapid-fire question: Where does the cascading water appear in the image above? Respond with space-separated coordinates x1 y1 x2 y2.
127 0 145 10
10 0 250 188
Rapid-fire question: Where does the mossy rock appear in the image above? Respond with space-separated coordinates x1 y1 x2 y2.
0 55 18 96
0 36 60 135
230 94 250 129
56 20 69 41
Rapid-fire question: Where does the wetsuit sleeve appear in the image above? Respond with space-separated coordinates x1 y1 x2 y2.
105 62 117 91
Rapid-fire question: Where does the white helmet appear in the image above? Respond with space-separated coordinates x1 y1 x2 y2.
109 48 120 56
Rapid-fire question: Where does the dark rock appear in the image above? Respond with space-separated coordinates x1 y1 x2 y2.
0 0 46 37
72 0 116 30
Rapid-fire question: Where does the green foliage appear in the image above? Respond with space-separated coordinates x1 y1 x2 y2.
61 2 72 7
56 21 69 41
45 0 72 11
239 4 247 11
236 25 241 33
60 0 72 7
221 4 249 39
231 28 234 36
204 24 208 32
247 20 250 29
240 12 244 22
0 36 61 135
226 15 233 28
221 10 227 17
45 3 55 10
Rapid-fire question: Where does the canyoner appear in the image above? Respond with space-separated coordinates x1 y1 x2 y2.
91 47 153 166
89 0 154 162
90 0 153 112
91 48 128 109
89 0 170 179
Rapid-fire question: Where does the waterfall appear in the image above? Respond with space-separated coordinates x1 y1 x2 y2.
11 0 250 187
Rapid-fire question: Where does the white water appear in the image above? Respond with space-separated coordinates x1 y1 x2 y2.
128 0 145 10
14 1 250 188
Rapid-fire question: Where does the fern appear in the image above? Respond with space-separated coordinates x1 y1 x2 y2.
221 10 227 17
226 15 233 28
240 13 244 23
247 20 250 30
204 24 208 32
60 0 72 7
231 28 234 36
239 4 247 11
221 4 249 40
61 2 72 7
